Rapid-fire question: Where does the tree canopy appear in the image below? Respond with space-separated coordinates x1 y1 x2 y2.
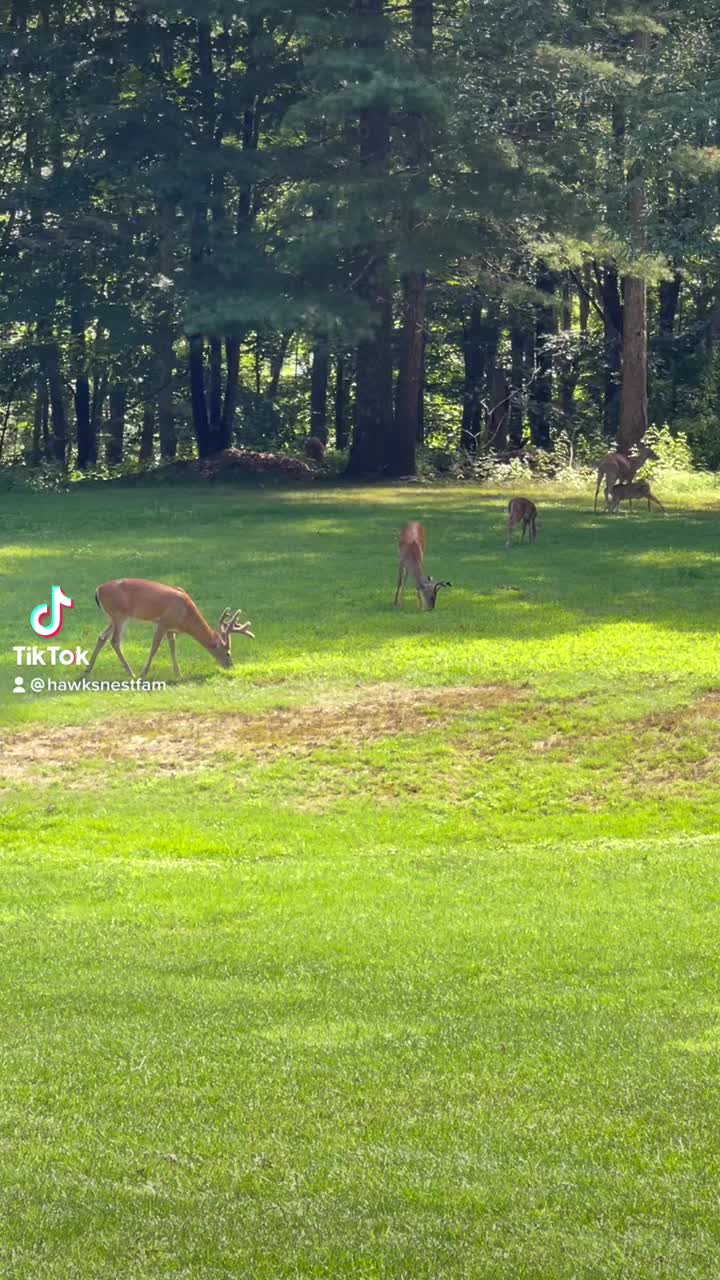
1 0 719 474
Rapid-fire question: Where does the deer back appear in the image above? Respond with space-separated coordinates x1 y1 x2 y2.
399 521 426 569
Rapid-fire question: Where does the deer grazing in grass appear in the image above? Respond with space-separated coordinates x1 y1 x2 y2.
86 579 255 679
506 497 538 547
609 479 666 515
394 522 451 610
594 442 658 512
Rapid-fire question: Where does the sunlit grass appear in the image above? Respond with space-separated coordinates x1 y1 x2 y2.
2 481 720 1278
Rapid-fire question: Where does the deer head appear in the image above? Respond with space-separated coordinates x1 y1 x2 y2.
637 443 659 464
212 608 255 668
420 578 452 610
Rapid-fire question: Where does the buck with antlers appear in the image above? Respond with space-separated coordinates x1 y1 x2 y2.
394 522 451 610
86 579 254 679
594 442 658 512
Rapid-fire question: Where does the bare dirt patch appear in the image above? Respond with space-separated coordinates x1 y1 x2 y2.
0 684 524 784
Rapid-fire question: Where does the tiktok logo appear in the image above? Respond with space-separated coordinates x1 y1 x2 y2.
30 585 75 638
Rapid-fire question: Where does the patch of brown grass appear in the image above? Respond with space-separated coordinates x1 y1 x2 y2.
0 684 524 785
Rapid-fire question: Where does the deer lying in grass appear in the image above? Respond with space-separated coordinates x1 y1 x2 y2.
506 497 538 546
394 522 451 609
609 480 666 515
594 442 658 512
87 579 255 679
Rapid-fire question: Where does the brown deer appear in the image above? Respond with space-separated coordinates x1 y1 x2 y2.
86 579 255 679
506 497 538 546
305 436 326 463
594 442 658 512
394 522 451 610
609 480 666 515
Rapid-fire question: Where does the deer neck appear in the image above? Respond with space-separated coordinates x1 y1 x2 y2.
181 603 220 653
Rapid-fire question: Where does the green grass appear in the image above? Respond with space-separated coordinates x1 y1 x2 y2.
3 481 720 1278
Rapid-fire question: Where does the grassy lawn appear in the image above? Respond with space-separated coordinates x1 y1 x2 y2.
2 481 720 1277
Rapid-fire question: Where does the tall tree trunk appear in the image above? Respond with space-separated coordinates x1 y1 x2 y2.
221 336 241 443
509 324 525 449
32 380 46 464
73 311 95 469
189 335 211 456
187 20 215 456
488 368 510 450
528 269 556 450
208 336 223 442
460 301 484 453
417 330 426 444
38 329 67 464
619 276 647 451
106 383 126 465
310 338 329 443
139 398 155 463
560 278 579 427
579 263 591 332
619 159 648 452
267 332 291 400
393 271 426 473
335 355 348 449
347 0 394 477
658 272 681 336
155 326 176 460
391 0 432 475
218 17 260 439
599 263 623 439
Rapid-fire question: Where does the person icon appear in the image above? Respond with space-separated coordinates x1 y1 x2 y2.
13 676 25 694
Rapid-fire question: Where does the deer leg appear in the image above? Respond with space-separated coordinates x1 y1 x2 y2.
649 494 666 514
530 517 536 543
139 624 166 678
86 624 112 675
506 516 514 547
166 631 182 679
111 622 135 678
394 566 405 606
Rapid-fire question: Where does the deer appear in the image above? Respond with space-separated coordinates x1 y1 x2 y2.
86 579 255 680
305 436 326 463
506 497 538 547
609 479 666 515
394 522 451 610
594 442 658 512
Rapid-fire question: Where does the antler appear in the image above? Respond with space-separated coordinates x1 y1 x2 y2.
219 607 255 639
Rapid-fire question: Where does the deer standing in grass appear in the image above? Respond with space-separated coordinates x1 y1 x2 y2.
506 497 538 547
87 579 255 679
394 522 451 609
609 480 666 515
594 442 658 512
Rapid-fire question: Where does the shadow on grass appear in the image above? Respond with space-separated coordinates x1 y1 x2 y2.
1 488 719 675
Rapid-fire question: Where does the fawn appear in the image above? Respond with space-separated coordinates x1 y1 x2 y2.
506 497 538 546
609 480 666 515
594 442 658 512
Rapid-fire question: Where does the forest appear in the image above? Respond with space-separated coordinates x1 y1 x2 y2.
1 0 719 478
